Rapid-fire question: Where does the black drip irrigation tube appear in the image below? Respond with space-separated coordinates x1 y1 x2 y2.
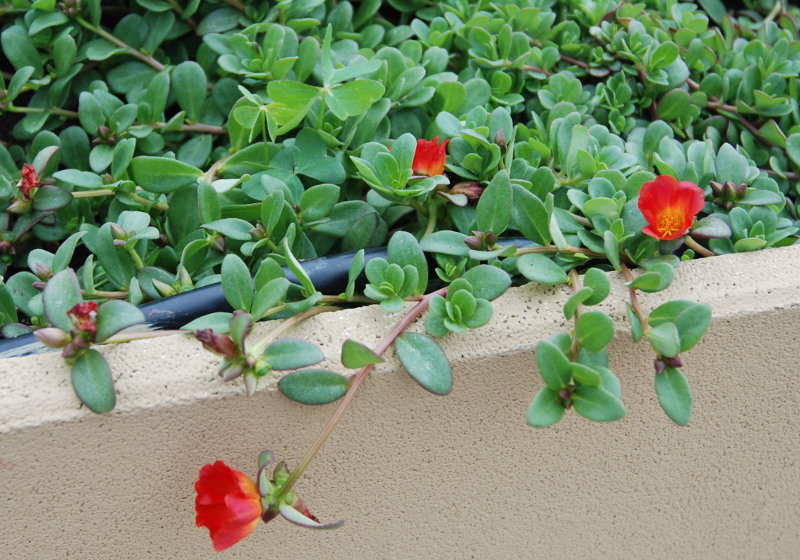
0 238 533 359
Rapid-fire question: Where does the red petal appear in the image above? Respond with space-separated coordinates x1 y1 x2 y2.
676 181 706 215
195 461 262 551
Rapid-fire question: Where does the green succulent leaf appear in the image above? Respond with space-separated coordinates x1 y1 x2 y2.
94 300 145 342
575 311 614 353
572 386 626 422
395 332 453 395
341 339 382 369
264 338 326 370
645 322 681 358
654 367 692 426
71 349 116 414
221 254 254 312
526 387 565 428
516 254 568 285
535 340 571 390
648 301 711 352
131 157 203 193
42 269 83 332
278 369 349 405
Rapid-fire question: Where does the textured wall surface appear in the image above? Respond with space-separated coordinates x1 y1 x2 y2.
1 245 799 560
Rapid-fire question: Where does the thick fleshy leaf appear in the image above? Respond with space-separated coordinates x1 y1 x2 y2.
131 156 203 193
625 262 674 293
72 348 116 414
278 369 349 404
252 277 290 321
625 303 643 342
171 61 207 121
32 185 73 211
570 362 601 387
563 287 594 320
395 332 452 395
572 386 625 422
264 338 325 370
476 169 512 236
221 254 254 312
516 253 568 284
181 312 233 333
654 367 692 426
648 300 711 352
644 322 681 358
535 340 571 390
94 300 145 342
691 216 731 239
575 311 614 352
581 268 610 305
341 339 382 369
387 231 427 295
419 230 470 256
42 269 82 332
461 265 511 301
526 387 565 428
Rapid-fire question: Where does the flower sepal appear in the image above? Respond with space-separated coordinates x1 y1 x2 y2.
255 453 344 530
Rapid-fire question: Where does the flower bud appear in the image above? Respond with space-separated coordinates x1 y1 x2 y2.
34 327 70 348
6 199 31 214
109 223 127 241
209 234 226 253
663 355 683 369
654 359 665 375
557 388 573 409
154 233 169 248
272 461 291 485
450 181 485 200
32 262 53 281
178 265 193 288
152 278 177 298
244 373 258 396
464 235 483 250
494 128 506 149
711 180 746 210
464 230 498 251
61 335 90 359
0 240 15 255
220 362 244 381
195 329 238 358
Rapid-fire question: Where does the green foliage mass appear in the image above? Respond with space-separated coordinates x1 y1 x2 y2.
0 0 797 423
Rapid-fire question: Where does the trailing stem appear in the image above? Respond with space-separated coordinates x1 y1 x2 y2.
277 287 448 498
620 262 646 327
568 268 581 361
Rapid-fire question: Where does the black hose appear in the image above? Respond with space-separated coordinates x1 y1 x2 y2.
0 238 533 358
0 247 390 358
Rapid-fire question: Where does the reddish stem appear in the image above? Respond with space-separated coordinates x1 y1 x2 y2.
278 287 448 497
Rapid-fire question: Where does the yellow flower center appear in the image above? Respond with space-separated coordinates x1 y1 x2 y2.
657 209 683 237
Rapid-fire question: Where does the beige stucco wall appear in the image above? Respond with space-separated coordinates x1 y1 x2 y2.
1 245 799 559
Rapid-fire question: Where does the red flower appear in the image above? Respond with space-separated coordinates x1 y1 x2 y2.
18 163 40 200
67 301 98 340
412 136 449 176
638 175 705 240
195 461 262 552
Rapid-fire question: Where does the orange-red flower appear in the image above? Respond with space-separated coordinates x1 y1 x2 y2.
638 175 705 240
18 163 40 200
412 136 449 176
195 461 263 552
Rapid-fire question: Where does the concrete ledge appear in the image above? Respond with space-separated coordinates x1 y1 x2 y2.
1 245 799 559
